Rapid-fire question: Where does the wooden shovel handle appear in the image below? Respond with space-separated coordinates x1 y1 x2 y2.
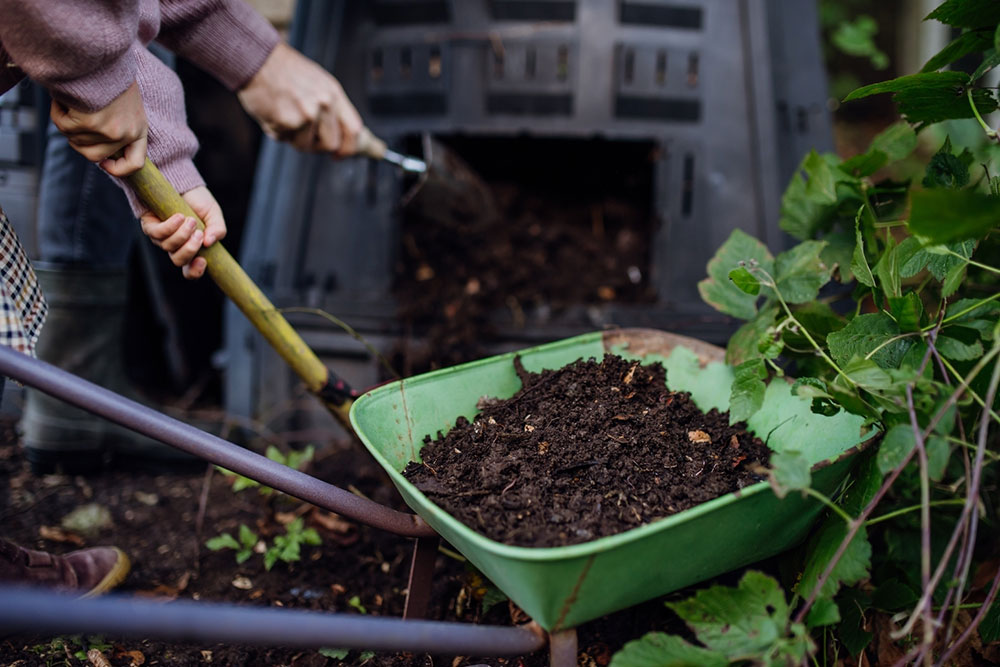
125 158 357 430
355 127 387 160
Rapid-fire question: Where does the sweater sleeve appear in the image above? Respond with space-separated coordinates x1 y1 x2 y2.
115 44 205 215
0 0 140 111
156 0 280 91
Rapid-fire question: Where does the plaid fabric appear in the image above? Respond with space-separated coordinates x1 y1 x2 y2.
0 205 46 356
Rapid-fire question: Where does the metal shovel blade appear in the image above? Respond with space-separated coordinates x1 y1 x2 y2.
400 134 498 230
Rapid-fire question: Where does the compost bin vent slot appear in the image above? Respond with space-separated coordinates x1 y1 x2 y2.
619 2 703 29
615 97 700 121
490 0 577 21
487 93 573 115
681 152 694 218
372 1 451 26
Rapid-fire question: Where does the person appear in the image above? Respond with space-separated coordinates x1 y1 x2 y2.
0 0 363 592
1 0 364 473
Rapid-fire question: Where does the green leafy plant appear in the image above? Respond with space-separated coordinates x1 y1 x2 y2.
205 523 258 564
263 517 322 571
618 1 1000 664
218 444 315 495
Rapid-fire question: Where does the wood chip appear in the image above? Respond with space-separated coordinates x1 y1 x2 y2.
87 649 111 667
688 430 711 444
38 525 85 546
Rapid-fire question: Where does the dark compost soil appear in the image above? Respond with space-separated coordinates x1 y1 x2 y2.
403 354 772 548
392 137 658 374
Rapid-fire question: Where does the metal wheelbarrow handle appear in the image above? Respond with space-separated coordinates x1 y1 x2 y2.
125 159 358 429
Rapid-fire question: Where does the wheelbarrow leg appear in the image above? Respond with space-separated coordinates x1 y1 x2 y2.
403 535 438 619
548 628 577 667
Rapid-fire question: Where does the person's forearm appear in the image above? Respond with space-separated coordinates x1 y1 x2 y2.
156 0 280 91
0 0 144 111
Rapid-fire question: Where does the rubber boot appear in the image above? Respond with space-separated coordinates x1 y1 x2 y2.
21 266 198 474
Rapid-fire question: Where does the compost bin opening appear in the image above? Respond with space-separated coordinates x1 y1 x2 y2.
392 134 659 374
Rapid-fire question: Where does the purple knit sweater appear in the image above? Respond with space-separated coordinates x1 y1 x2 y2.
0 0 280 212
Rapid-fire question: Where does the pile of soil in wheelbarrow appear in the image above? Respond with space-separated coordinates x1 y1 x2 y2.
403 354 772 548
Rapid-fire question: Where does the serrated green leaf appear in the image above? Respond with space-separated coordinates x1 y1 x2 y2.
780 162 838 240
235 549 253 564
796 523 872 600
774 240 832 303
803 150 838 204
842 357 894 391
927 240 975 281
926 435 951 482
837 589 874 656
822 228 856 283
481 584 508 615
844 71 997 124
852 209 875 287
909 189 1000 243
319 647 350 660
806 597 841 628
926 0 1000 29
937 327 983 360
874 233 901 299
922 136 972 189
888 292 924 332
768 449 812 498
238 524 258 548
975 44 1000 82
698 229 774 319
265 445 285 463
981 600 1000 642
729 359 767 424
946 297 1000 323
264 548 279 571
941 260 967 298
827 312 912 369
898 236 930 277
832 15 888 70
610 632 728 667
922 29 994 72
877 424 916 474
667 571 789 659
729 267 760 295
789 302 846 347
726 306 778 366
205 533 240 551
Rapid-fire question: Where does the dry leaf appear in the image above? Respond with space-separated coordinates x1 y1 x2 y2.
309 510 353 534
688 430 711 444
39 525 85 546
87 649 111 667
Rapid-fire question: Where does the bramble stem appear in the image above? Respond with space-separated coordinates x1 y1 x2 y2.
865 499 966 526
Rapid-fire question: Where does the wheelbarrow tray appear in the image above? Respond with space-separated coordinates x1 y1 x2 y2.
350 329 874 632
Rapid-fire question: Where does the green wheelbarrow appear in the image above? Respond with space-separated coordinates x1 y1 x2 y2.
350 328 877 634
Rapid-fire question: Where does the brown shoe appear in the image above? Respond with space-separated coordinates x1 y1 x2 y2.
0 538 130 597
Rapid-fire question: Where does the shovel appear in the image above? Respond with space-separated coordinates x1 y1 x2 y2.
126 160 358 432
357 129 498 230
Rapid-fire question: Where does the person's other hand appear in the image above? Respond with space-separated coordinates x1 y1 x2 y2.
237 42 363 157
139 186 226 279
50 81 148 176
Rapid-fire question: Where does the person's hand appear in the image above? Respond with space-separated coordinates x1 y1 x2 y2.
139 186 226 280
50 81 148 176
237 42 363 157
